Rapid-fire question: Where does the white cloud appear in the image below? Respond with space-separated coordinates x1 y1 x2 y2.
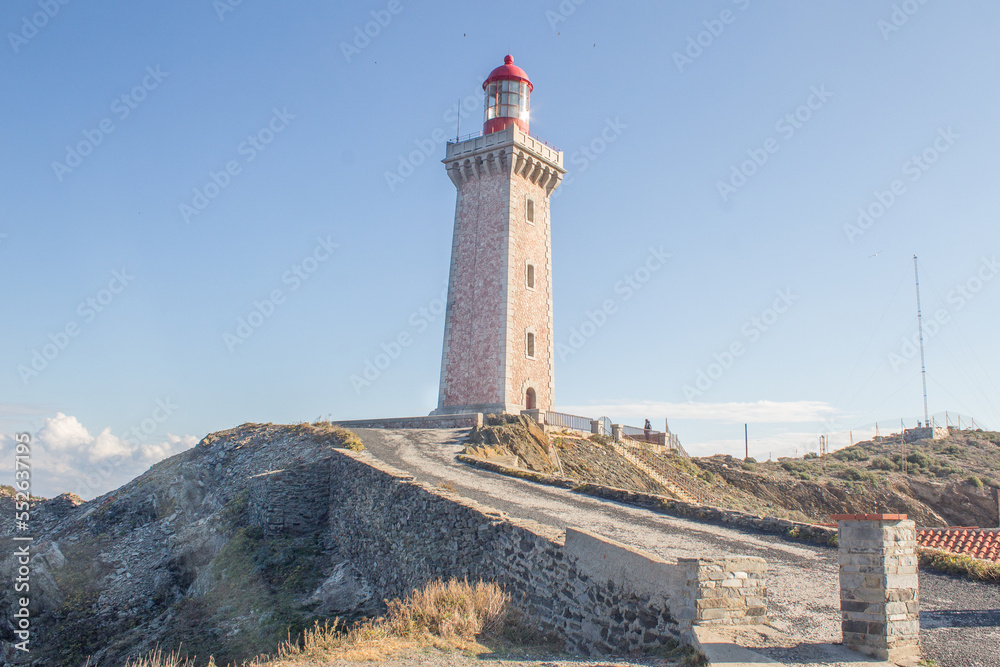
559 399 840 424
0 413 197 500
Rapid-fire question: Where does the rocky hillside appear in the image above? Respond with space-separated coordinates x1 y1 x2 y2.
464 415 672 495
465 421 1000 528
699 429 1000 528
0 423 377 667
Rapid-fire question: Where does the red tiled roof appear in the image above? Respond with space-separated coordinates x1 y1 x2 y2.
918 527 1000 562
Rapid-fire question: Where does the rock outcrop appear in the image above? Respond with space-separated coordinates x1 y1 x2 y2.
0 423 376 667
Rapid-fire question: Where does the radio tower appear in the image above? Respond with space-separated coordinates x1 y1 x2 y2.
914 255 930 426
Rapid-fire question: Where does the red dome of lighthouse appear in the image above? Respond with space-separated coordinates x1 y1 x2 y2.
482 55 532 135
484 55 533 91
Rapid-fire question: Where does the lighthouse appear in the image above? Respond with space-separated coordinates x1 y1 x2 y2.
433 55 565 416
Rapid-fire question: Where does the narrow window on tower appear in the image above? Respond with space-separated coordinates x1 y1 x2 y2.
526 262 535 290
526 330 536 359
526 197 535 224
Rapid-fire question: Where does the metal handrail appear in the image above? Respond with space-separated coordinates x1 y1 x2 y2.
546 411 592 432
448 128 561 152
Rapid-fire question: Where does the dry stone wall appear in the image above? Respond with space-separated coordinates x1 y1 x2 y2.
248 447 769 654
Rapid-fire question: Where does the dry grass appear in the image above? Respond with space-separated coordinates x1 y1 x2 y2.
119 647 209 667
919 547 1000 583
115 581 512 667
297 422 365 451
261 579 512 664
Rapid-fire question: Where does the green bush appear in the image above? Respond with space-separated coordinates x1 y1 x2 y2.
871 456 896 471
841 468 877 484
803 452 818 460
781 460 812 474
833 447 869 462
967 475 984 489
906 451 935 469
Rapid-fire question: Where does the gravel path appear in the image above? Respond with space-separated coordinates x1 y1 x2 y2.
352 428 1000 667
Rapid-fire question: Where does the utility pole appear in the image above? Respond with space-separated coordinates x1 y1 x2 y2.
744 423 748 460
850 430 854 447
900 418 906 475
914 255 930 426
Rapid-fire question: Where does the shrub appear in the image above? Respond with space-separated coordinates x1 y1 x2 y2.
906 451 934 469
841 468 877 484
981 476 999 488
871 456 896 471
833 447 869 462
940 444 964 457
781 461 812 474
803 452 818 460
741 461 755 471
743 456 757 464
967 475 984 489
919 549 1000 584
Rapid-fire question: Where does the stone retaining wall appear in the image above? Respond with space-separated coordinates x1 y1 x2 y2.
250 447 769 654
247 463 331 537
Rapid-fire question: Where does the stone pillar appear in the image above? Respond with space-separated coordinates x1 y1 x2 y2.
590 419 604 435
611 424 623 442
674 556 767 634
833 514 920 662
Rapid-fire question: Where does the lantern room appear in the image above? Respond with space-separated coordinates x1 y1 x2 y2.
483 54 533 135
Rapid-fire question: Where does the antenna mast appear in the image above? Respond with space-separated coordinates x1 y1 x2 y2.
913 255 930 425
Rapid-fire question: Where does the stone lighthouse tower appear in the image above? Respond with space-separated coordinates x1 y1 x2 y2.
433 55 565 416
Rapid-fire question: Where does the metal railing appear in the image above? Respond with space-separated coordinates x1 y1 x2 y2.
622 424 661 445
545 411 592 433
448 128 561 152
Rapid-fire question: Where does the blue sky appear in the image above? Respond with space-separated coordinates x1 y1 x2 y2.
3 1 999 497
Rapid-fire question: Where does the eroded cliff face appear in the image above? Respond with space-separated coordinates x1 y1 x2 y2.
0 423 376 667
